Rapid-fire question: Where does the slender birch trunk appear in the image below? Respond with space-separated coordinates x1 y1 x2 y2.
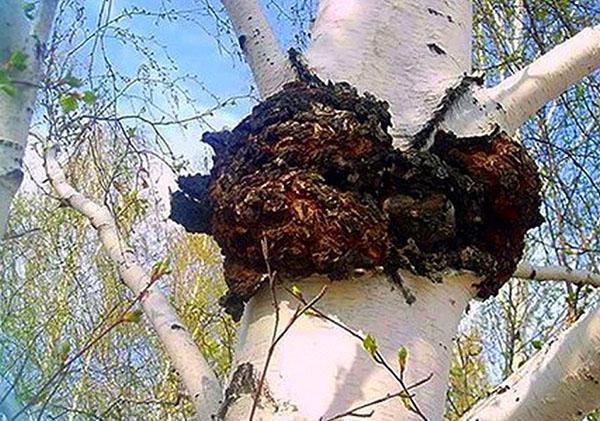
0 0 58 238
45 148 222 420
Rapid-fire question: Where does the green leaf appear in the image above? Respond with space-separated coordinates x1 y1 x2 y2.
126 127 137 138
63 74 83 88
0 85 16 96
8 50 28 72
58 341 71 361
23 2 36 20
123 309 144 323
0 70 15 97
362 334 378 358
59 94 78 113
400 396 415 413
398 346 408 376
290 285 303 299
531 339 542 350
150 258 171 281
0 70 10 85
82 90 96 105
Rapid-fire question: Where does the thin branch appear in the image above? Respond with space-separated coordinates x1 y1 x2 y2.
0 374 26 420
249 241 329 421
220 0 295 97
44 146 222 420
285 287 430 420
514 262 600 287
322 373 434 421
462 304 600 421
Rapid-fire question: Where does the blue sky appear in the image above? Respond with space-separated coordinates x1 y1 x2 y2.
79 0 311 167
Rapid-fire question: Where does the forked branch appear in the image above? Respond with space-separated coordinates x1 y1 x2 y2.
443 24 600 137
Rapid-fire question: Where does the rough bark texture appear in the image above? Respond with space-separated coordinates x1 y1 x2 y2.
170 62 542 321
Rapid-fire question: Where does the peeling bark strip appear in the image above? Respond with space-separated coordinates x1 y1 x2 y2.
170 70 542 320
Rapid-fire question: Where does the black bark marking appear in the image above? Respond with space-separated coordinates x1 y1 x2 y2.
238 35 247 52
412 74 484 149
496 385 510 394
427 8 444 17
427 42 447 55
170 323 184 330
217 363 256 419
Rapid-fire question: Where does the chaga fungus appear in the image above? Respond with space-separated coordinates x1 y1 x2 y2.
170 69 542 321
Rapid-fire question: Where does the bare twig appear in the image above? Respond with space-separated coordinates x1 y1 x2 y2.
322 373 434 421
249 238 329 420
285 287 430 420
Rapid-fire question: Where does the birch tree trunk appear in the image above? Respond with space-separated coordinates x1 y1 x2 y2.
0 0 58 239
222 1 480 419
217 1 600 420
0 0 58 238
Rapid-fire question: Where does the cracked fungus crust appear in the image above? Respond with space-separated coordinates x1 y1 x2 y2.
170 80 542 321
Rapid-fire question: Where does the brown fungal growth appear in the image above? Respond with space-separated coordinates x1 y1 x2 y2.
170 71 542 321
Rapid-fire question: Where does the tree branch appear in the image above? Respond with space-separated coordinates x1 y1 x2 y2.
220 0 294 98
514 262 600 287
442 24 600 137
0 374 26 420
487 24 600 132
462 304 600 420
31 0 60 56
44 147 222 420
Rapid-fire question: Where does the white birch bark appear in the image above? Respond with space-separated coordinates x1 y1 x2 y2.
216 2 600 419
219 2 479 419
0 0 58 239
463 304 600 421
220 0 295 98
442 24 600 137
514 263 600 288
306 0 472 148
226 272 478 420
44 147 222 420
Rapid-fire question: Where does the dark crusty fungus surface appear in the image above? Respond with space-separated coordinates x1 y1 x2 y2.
170 65 542 321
